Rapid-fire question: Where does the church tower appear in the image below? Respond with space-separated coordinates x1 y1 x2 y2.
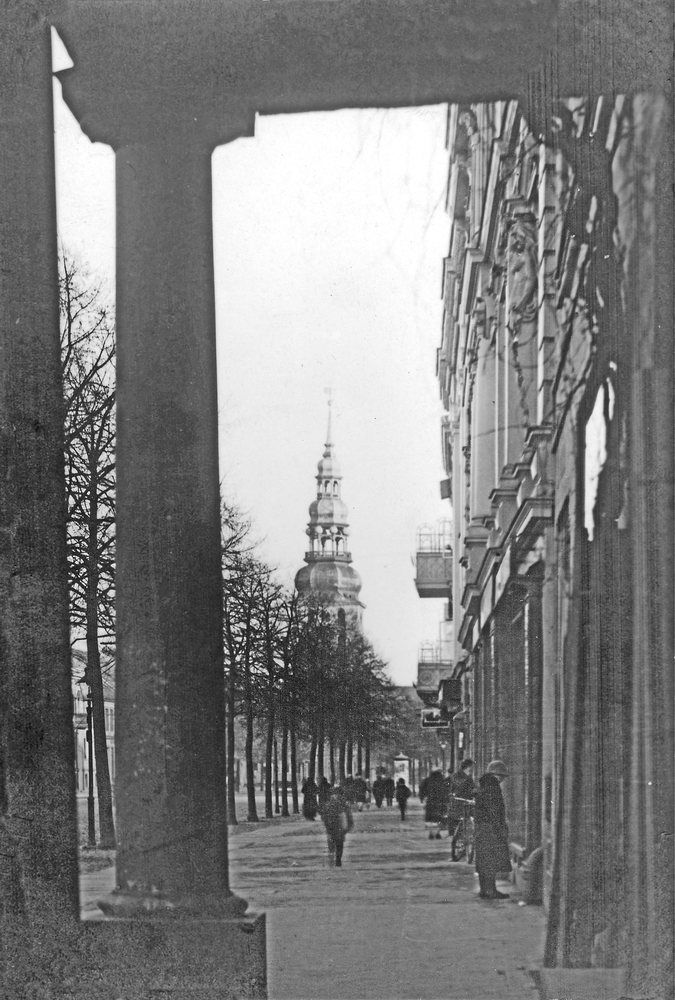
294 404 364 623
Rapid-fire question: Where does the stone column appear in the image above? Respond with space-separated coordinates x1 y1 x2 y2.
58 57 256 910
470 334 497 520
52 77 265 996
0 11 97 998
0 1 79 957
537 146 559 427
113 135 231 903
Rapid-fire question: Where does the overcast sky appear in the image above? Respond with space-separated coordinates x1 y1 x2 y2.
53 71 451 685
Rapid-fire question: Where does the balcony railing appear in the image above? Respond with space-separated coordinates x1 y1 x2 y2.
304 550 352 562
418 642 452 663
415 550 452 598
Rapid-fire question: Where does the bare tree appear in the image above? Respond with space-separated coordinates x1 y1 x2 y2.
59 252 116 849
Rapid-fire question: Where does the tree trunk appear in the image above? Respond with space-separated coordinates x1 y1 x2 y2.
226 665 237 824
245 696 258 822
281 725 290 817
339 741 346 783
357 741 363 775
308 731 318 783
364 735 370 779
317 717 325 779
85 496 116 848
290 726 299 814
346 736 353 777
264 710 274 819
329 735 336 784
274 738 280 814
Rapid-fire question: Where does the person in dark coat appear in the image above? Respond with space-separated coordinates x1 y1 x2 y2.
352 772 368 812
474 759 511 899
372 774 385 808
317 776 332 813
395 777 411 820
450 758 476 800
321 786 354 867
384 776 395 806
447 758 476 835
419 769 448 838
301 777 318 821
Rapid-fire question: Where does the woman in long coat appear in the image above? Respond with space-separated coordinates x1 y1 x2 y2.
301 777 318 821
474 759 511 899
419 769 448 838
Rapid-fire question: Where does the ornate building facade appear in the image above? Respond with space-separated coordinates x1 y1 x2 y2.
294 405 364 624
437 96 671 997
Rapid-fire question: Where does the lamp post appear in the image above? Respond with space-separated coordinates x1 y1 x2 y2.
79 675 96 847
439 740 447 774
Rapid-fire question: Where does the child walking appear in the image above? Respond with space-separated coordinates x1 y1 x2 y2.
395 777 411 820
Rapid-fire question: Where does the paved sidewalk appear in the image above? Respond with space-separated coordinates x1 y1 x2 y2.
80 801 547 999
229 801 545 999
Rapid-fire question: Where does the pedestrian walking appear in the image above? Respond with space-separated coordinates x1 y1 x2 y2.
384 775 395 807
372 774 385 808
419 769 448 839
352 772 368 812
301 776 318 821
317 776 332 813
395 777 411 820
321 785 354 867
474 759 511 899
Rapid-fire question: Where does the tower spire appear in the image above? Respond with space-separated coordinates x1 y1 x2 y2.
325 395 333 451
294 405 364 622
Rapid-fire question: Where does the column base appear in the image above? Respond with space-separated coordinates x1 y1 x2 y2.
96 888 249 920
72 911 267 999
536 966 626 1000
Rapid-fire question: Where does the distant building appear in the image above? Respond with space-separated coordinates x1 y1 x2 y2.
294 403 364 623
72 652 115 799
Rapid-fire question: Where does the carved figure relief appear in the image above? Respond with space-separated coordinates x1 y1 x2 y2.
506 214 538 323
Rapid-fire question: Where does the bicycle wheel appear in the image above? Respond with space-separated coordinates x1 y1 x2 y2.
451 819 466 861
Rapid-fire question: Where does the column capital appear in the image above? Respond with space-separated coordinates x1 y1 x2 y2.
56 71 255 153
54 0 558 150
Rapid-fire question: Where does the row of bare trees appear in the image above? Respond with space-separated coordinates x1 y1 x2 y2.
60 252 116 848
221 508 405 824
58 252 429 843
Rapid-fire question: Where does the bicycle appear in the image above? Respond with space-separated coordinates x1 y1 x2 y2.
450 796 475 863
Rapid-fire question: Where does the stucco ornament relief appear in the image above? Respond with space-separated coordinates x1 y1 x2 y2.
506 214 538 324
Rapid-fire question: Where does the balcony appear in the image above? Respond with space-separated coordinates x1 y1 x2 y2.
416 642 453 704
414 521 453 598
415 551 453 598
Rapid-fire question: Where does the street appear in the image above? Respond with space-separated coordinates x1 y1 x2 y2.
228 796 545 1000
